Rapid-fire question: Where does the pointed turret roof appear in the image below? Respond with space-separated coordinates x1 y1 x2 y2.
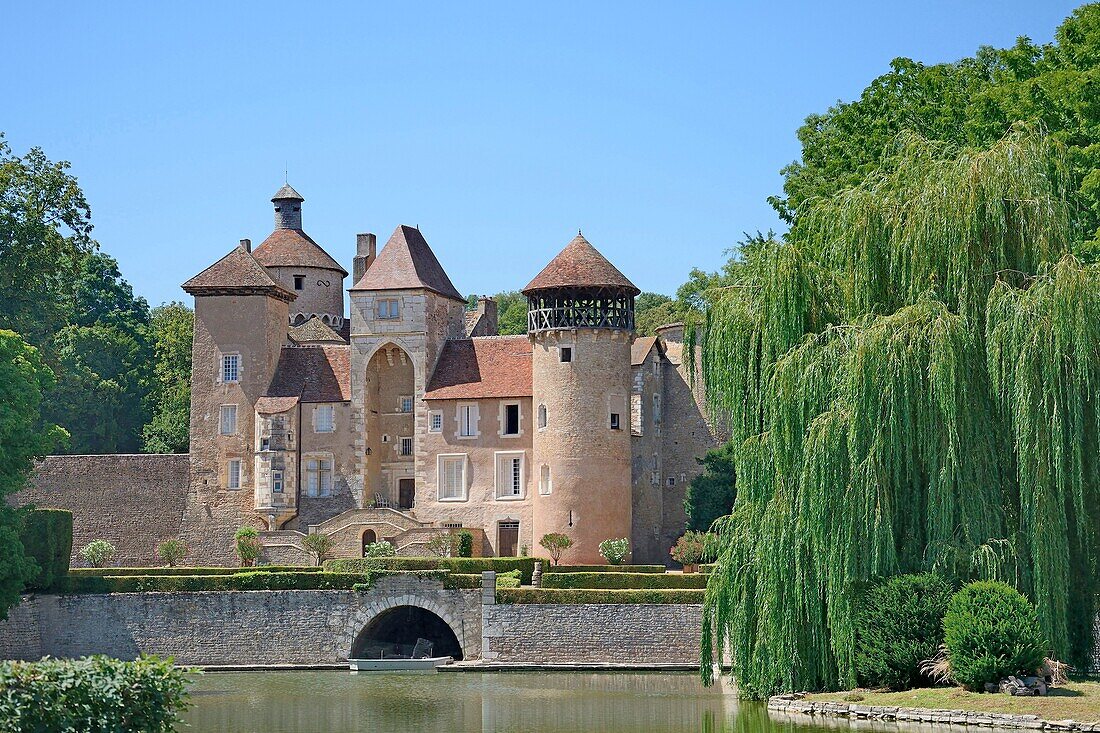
272 183 304 201
350 225 463 301
252 229 348 276
522 233 639 295
182 244 296 301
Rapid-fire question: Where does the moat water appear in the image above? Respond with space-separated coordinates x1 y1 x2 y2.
183 670 819 733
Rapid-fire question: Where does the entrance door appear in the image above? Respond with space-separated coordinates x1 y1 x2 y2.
498 521 519 557
398 479 415 510
361 529 377 557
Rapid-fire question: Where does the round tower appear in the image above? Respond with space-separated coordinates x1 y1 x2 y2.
524 232 638 565
252 184 348 328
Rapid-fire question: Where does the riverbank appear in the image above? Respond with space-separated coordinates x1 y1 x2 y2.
770 682 1100 730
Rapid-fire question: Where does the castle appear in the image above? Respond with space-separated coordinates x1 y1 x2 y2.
176 185 719 565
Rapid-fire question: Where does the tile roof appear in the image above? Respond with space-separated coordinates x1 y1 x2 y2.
266 345 351 403
630 336 663 366
272 183 304 201
424 336 533 400
255 396 300 414
182 245 296 301
350 225 464 301
252 228 348 276
288 316 346 345
523 233 640 295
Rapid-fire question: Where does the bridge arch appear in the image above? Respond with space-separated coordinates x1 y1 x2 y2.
351 605 463 660
336 587 479 661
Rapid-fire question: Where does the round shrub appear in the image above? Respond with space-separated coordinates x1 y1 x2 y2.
854 573 953 690
78 539 117 568
598 538 630 565
944 581 1047 689
364 540 396 557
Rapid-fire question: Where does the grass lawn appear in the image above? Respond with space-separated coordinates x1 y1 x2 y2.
807 681 1100 722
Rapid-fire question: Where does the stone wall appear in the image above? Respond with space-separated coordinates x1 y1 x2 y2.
0 597 41 661
481 602 703 664
13 454 189 567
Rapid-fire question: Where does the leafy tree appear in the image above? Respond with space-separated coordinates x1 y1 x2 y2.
426 531 463 557
683 443 736 532
302 533 334 566
142 302 193 453
492 291 528 335
78 539 117 568
234 527 262 567
538 532 573 565
156 539 188 567
0 330 65 618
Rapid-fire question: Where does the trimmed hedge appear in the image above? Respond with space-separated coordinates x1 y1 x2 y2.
542 564 666 574
325 556 537 583
18 509 73 592
0 655 192 732
69 566 320 577
541 572 707 589
65 571 380 594
497 587 704 604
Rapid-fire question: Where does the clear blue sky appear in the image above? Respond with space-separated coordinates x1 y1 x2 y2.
2 1 1084 307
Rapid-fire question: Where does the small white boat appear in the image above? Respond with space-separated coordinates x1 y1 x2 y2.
348 656 453 672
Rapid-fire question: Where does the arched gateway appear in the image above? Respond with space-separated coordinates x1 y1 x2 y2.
351 605 463 660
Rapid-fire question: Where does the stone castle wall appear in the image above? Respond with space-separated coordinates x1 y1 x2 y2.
13 454 189 567
0 597 41 661
481 602 702 664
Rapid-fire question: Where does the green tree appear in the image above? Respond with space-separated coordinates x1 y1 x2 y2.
0 330 66 618
683 443 737 532
492 291 528 335
142 302 193 453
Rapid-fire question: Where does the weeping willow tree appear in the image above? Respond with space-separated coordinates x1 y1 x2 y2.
699 126 1100 698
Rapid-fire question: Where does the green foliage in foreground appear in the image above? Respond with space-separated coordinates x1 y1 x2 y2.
0 655 194 733
18 509 72 592
65 570 382 594
497 588 704 604
945 581 1048 689
69 565 320 577
683 443 737 532
700 128 1100 697
542 564 666 574
854 573 954 690
495 570 521 589
325 556 537 583
541 572 707 590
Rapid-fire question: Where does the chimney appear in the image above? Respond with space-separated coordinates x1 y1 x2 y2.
477 296 499 336
240 238 252 253
353 233 377 283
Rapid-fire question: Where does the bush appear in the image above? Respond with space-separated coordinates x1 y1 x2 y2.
64 570 386 594
78 539 117 568
854 573 954 690
18 509 72 592
669 531 712 567
302 533 334 566
542 564 666 574
234 527 261 566
426 532 463 557
457 530 474 558
497 587 704 604
0 655 193 731
69 566 319 577
325 556 537 583
944 581 1048 689
541 572 707 590
156 539 188 567
684 442 737 531
538 533 573 565
598 538 630 565
364 540 396 557
496 569 522 589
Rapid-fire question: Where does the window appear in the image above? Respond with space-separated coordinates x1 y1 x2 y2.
272 470 284 494
429 410 443 433
221 353 240 383
399 436 413 456
314 405 335 433
537 404 547 430
653 360 660 377
653 394 662 423
539 464 552 495
667 476 677 486
399 395 414 413
559 346 572 363
501 403 520 436
261 437 270 451
609 393 626 431
305 458 333 497
293 275 305 291
610 412 621 430
439 455 467 500
495 452 524 499
219 405 237 435
457 403 479 438
442 521 463 529
227 459 241 489
376 298 400 320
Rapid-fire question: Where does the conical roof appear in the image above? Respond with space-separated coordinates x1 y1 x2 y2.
252 228 348 276
182 244 296 301
522 233 639 295
350 225 463 301
272 183 304 201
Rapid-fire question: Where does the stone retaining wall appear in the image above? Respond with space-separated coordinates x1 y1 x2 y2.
769 696 1100 731
0 598 42 661
481 602 702 664
14 454 189 566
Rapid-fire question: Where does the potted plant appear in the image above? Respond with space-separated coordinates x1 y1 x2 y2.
670 531 709 573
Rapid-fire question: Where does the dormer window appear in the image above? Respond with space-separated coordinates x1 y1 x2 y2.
294 275 305 291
